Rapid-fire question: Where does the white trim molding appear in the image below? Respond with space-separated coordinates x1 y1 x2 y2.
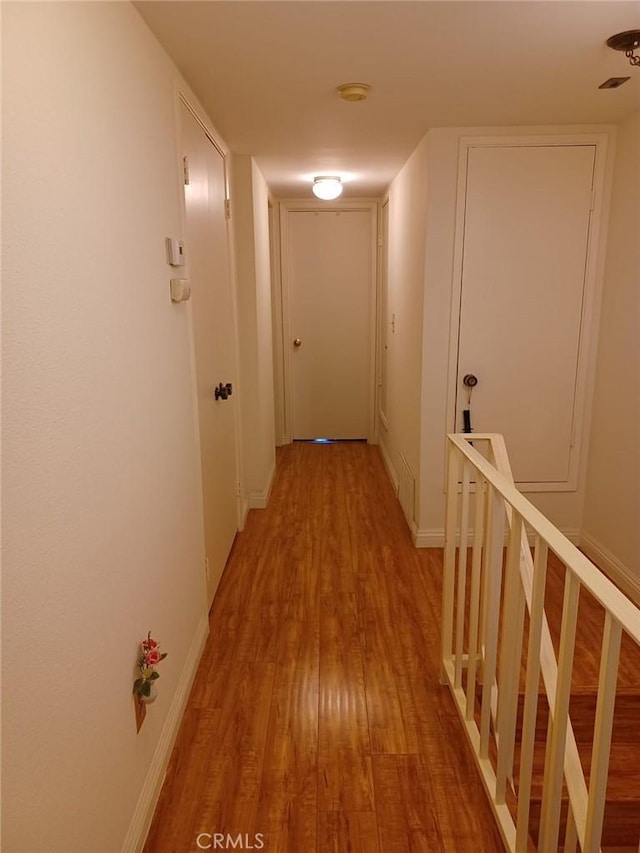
413 528 446 548
377 439 399 497
248 457 276 510
580 531 640 608
122 615 209 853
413 527 581 549
239 494 250 531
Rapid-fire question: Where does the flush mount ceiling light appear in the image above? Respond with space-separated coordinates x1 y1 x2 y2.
606 29 640 67
312 176 343 200
337 83 370 102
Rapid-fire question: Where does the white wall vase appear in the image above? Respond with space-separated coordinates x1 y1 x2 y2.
140 682 158 704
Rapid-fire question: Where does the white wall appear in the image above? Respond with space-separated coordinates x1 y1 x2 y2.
415 124 614 544
582 112 640 591
2 4 213 850
231 156 276 511
379 136 429 526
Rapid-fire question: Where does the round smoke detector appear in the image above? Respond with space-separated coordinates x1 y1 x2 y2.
337 83 370 102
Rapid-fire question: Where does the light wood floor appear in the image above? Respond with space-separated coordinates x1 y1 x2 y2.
143 441 506 852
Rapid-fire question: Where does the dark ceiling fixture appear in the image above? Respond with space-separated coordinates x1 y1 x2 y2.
606 29 640 67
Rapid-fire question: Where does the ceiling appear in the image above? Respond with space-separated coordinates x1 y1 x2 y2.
135 1 640 198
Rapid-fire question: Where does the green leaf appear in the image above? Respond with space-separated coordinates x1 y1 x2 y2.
141 680 151 697
159 653 168 661
133 678 144 694
149 671 160 681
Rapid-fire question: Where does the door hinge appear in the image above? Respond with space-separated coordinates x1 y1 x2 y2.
225 198 231 220
183 156 190 186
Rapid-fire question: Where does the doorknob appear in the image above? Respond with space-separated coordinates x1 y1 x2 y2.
462 374 478 388
214 383 228 401
293 338 302 348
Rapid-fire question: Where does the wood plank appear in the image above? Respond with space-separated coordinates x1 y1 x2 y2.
318 810 380 852
255 616 319 853
318 592 374 812
142 708 220 852
143 661 274 852
372 754 443 851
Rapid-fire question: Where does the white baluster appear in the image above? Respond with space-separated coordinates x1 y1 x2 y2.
538 571 580 852
480 485 505 759
496 512 525 803
515 538 548 852
466 476 486 721
441 444 460 682
584 611 622 852
455 461 472 689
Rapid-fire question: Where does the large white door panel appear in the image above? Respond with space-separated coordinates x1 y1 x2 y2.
286 209 374 440
456 144 596 485
181 103 238 605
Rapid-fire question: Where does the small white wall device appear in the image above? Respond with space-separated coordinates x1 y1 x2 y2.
170 278 191 303
166 237 185 266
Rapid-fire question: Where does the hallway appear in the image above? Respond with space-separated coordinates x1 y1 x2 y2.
144 442 503 852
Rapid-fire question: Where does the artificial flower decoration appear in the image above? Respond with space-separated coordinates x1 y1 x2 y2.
133 631 168 699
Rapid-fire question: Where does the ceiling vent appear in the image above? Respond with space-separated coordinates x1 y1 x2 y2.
598 76 631 89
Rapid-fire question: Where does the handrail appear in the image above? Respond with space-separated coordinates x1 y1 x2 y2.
441 433 640 853
447 434 639 642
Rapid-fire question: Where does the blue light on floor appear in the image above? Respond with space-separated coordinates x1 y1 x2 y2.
313 438 334 444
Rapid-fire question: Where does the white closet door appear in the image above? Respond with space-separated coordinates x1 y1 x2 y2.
181 103 238 605
456 144 595 485
286 209 374 440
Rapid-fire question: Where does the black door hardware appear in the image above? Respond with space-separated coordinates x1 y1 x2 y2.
462 374 478 434
214 382 231 401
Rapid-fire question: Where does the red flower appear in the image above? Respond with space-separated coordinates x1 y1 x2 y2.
146 649 161 666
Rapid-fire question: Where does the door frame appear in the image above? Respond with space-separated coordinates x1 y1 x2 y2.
278 199 379 444
377 197 390 433
174 86 244 598
445 133 613 492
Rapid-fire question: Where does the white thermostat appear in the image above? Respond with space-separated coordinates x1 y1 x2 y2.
166 237 185 267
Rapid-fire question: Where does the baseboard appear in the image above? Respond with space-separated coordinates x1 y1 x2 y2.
580 531 640 608
248 456 276 510
412 526 582 549
561 528 581 546
377 439 399 496
413 528 445 548
238 495 250 531
121 613 209 853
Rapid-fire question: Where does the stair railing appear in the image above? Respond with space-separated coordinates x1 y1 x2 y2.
441 433 640 852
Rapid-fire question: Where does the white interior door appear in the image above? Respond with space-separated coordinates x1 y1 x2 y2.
456 144 595 485
286 208 374 440
181 102 238 605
